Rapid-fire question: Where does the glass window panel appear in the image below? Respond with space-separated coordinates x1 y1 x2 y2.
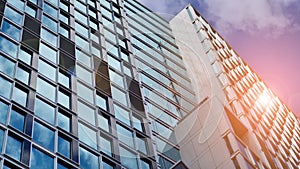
58 71 70 88
80 147 99 169
102 17 113 30
6 135 22 161
114 104 130 126
96 94 107 111
74 0 86 13
106 43 119 58
88 0 96 8
0 101 9 124
74 0 87 13
18 48 32 65
76 64 92 85
74 10 87 25
4 6 23 25
76 49 91 68
0 76 12 99
59 25 69 38
8 0 25 11
120 51 129 62
132 115 143 132
39 43 57 63
0 129 4 153
111 86 127 106
12 87 27 107
33 121 55 151
109 69 124 88
16 66 30 85
77 100 95 125
57 163 69 169
102 161 114 169
107 55 121 71
10 109 25 132
0 35 18 58
97 113 109 132
59 12 69 24
58 90 70 108
141 160 151 169
116 124 134 148
159 155 173 169
77 82 94 103
30 147 54 169
78 123 97 149
88 9 97 19
35 98 55 124
155 136 180 162
119 146 138 169
29 0 37 5
25 5 37 18
1 20 21 41
100 136 112 156
75 22 88 38
43 2 58 19
48 0 58 6
0 54 15 77
75 35 89 50
59 1 69 12
136 136 147 154
58 136 70 158
41 28 57 47
36 77 56 102
91 45 101 57
104 28 116 44
101 7 112 20
90 20 99 30
90 32 100 43
42 15 57 32
56 162 71 169
57 111 70 132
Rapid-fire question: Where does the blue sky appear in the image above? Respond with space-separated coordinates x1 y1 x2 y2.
137 0 300 117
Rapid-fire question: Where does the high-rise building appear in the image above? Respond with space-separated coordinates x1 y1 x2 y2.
0 0 298 168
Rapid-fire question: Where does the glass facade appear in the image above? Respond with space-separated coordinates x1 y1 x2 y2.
0 0 298 169
0 0 196 168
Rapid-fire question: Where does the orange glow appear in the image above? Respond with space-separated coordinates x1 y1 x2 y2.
256 91 272 109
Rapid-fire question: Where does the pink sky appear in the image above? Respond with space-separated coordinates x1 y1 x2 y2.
137 0 300 117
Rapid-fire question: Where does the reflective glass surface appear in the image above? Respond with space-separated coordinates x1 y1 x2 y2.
0 77 12 100
6 135 22 161
116 124 134 148
80 147 99 169
0 101 8 124
4 6 23 25
58 136 70 158
12 87 27 107
1 20 21 41
57 111 70 132
0 35 18 58
0 129 4 153
36 78 56 102
0 54 15 77
16 66 30 85
35 98 55 124
78 123 97 149
119 146 138 169
31 147 54 169
10 109 25 132
33 121 55 151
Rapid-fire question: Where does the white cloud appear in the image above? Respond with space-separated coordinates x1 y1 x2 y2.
137 0 299 37
202 0 299 37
